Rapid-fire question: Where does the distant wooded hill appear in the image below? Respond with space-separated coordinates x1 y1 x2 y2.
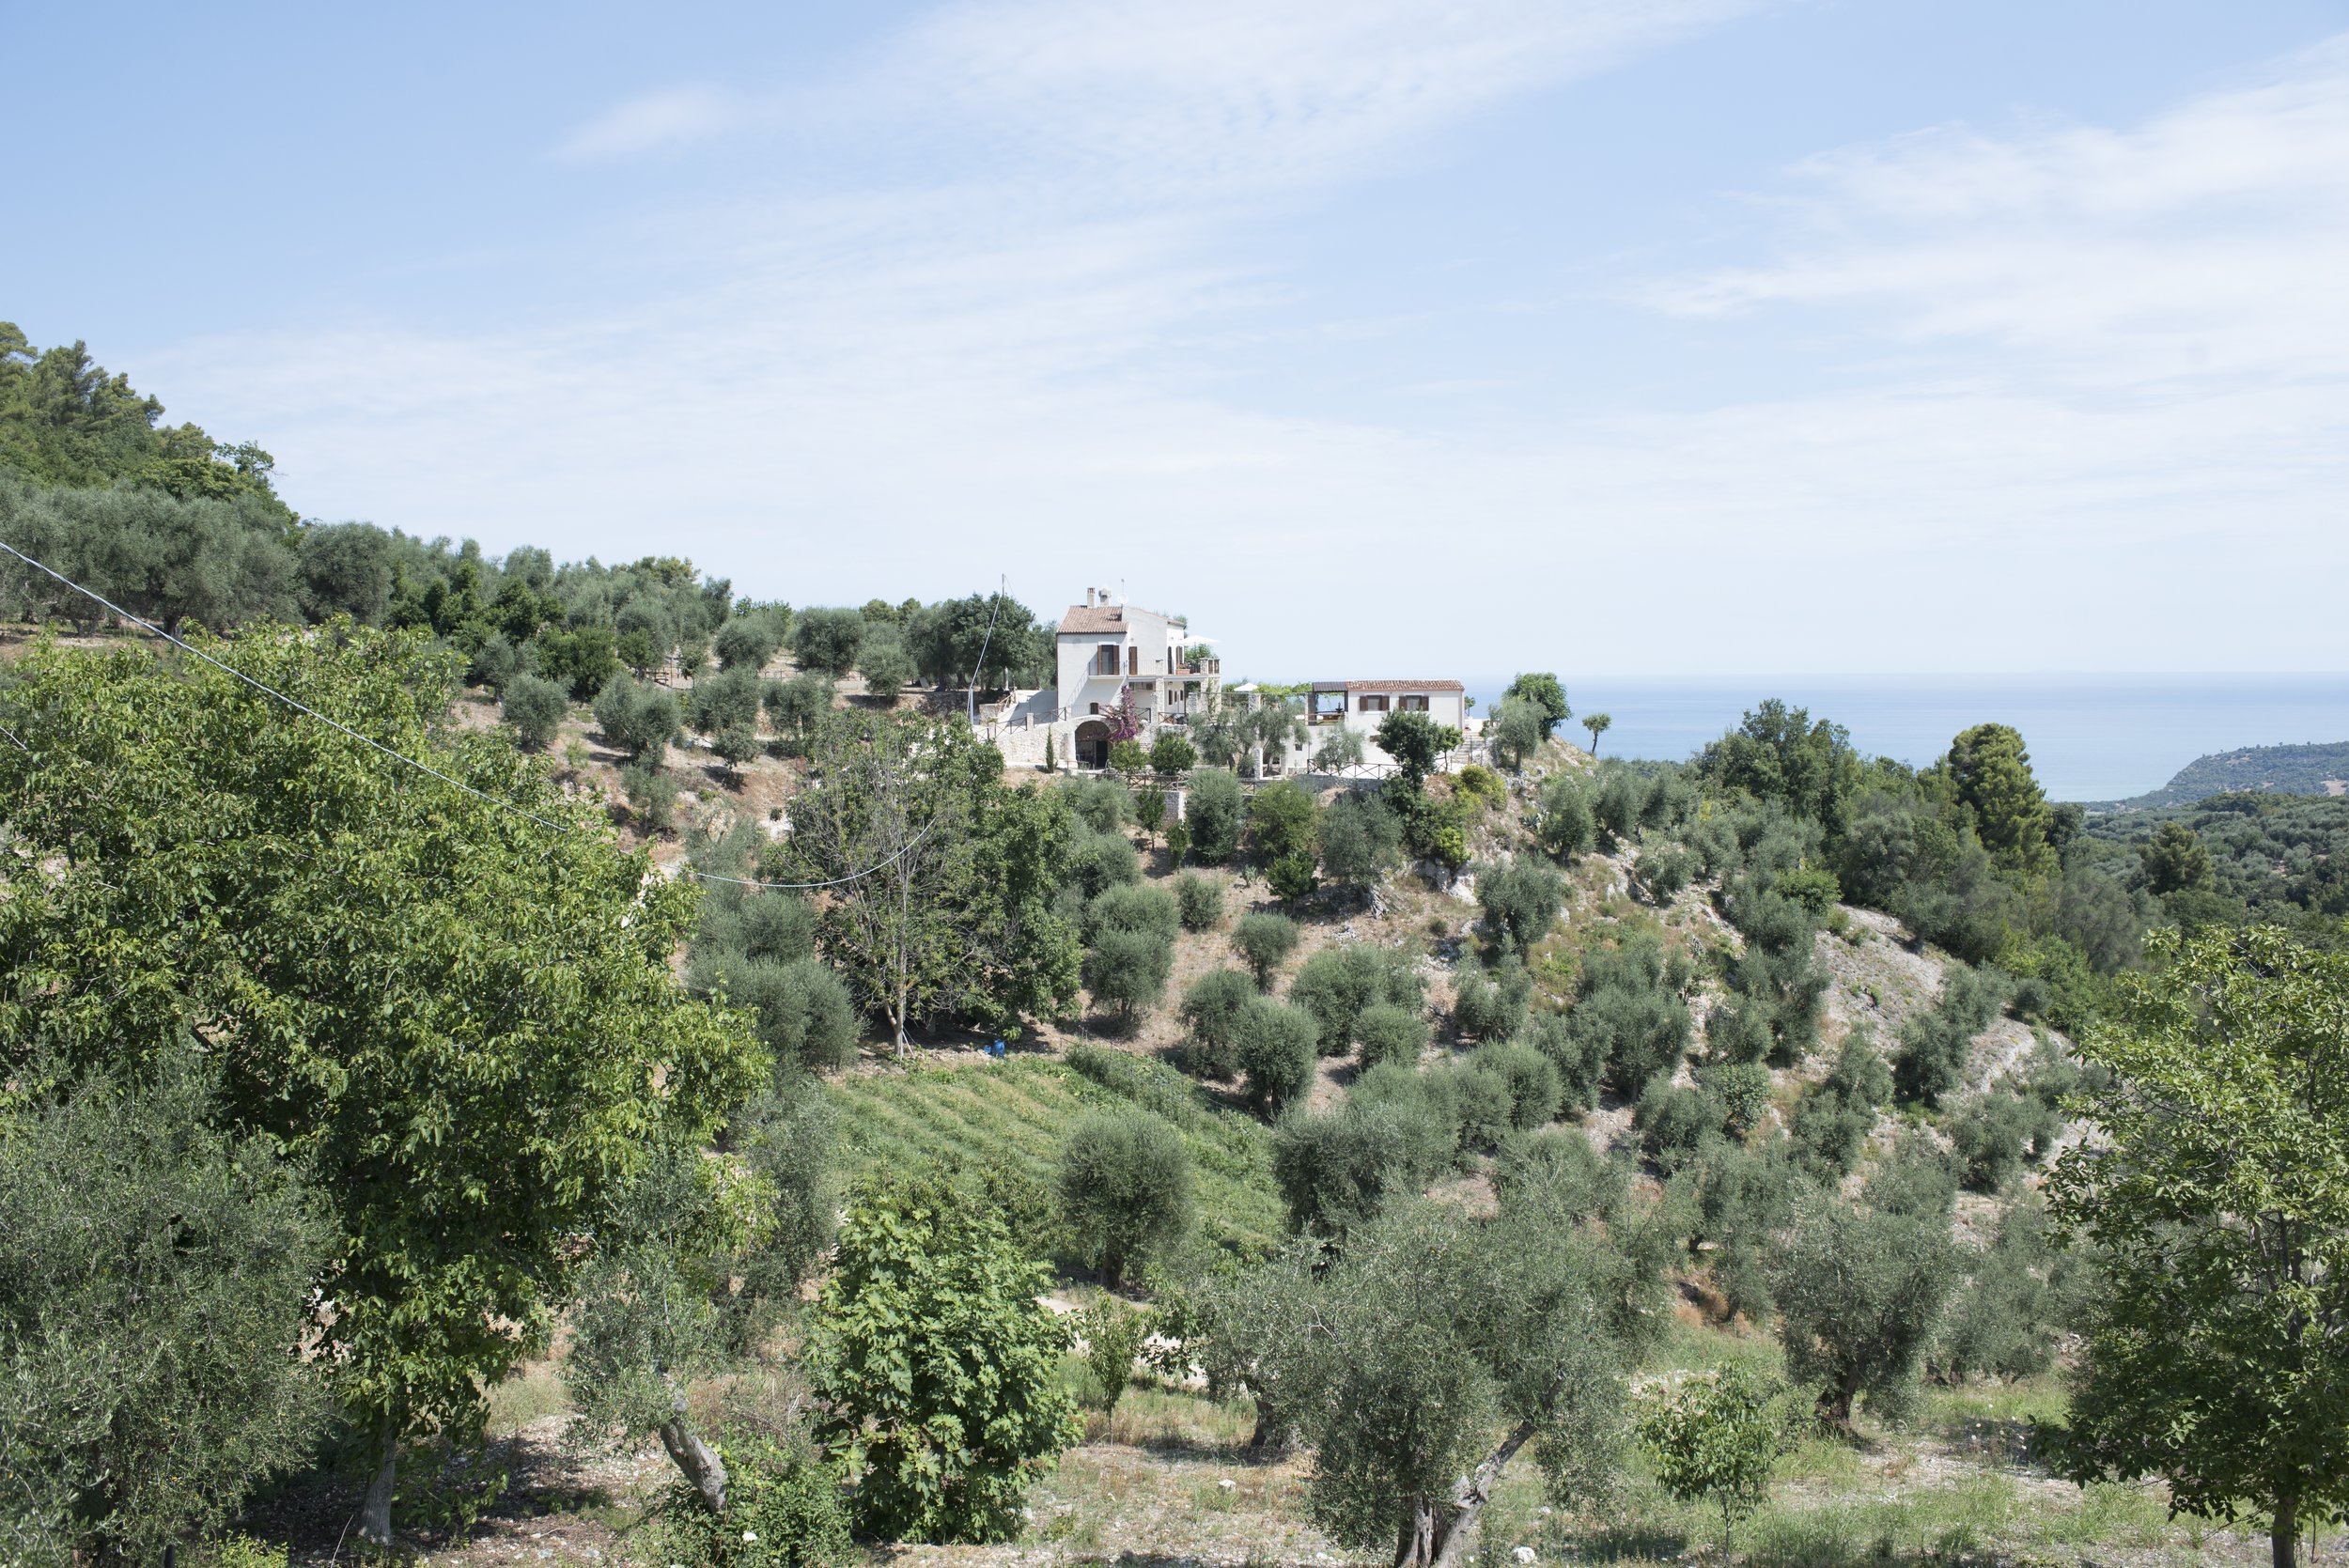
2094 740 2349 812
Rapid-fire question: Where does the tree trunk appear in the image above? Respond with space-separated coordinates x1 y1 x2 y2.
358 1408 398 1546
894 868 913 1056
1815 1379 1856 1435
1392 1495 1437 1568
2271 1490 2297 1568
659 1407 728 1515
1430 1418 1539 1568
1245 1402 1284 1455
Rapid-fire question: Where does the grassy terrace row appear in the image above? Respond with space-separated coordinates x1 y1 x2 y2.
824 1052 1288 1260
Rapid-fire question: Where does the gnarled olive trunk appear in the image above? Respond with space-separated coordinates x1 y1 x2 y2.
1392 1495 1438 1568
659 1399 728 1515
1430 1418 1538 1568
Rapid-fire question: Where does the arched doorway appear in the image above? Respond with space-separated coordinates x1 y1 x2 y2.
1073 719 1112 770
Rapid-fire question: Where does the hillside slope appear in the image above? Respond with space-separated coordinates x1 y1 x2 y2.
2096 738 2349 810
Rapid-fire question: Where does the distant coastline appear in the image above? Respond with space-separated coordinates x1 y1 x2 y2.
1461 673 2349 802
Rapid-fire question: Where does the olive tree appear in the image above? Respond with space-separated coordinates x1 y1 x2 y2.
1083 883 1179 1028
1320 788 1403 892
1374 710 1460 788
0 1046 329 1565
1477 858 1563 954
1502 672 1570 739
1235 997 1320 1116
1187 768 1245 861
1258 1190 1661 1567
1056 1110 1195 1288
1180 968 1259 1079
791 607 866 676
1770 1190 1961 1432
1232 910 1300 986
594 673 680 762
1490 696 1547 772
501 670 567 751
1534 776 1595 862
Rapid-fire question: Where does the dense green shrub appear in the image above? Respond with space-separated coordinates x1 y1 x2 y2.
1186 768 1245 862
1233 910 1301 986
648 1426 852 1568
810 1177 1081 1542
1692 1141 1803 1321
1450 953 1532 1041
1567 937 1693 1095
1319 789 1403 890
1421 1061 1515 1155
1057 1111 1195 1288
1930 1202 2091 1384
1521 1010 1607 1113
1083 884 1179 1025
1700 1061 1773 1138
1477 858 1565 953
1179 969 1259 1079
1535 776 1595 862
1471 1041 1563 1129
501 671 567 751
791 608 865 676
1790 1030 1890 1175
1248 779 1321 868
0 1049 330 1564
1060 775 1133 833
1703 997 1774 1066
1065 824 1142 902
1633 1076 1721 1172
689 952 859 1074
1595 769 1644 841
1172 871 1223 931
1234 997 1320 1116
714 613 786 673
1290 943 1424 1055
763 672 833 754
1945 1086 2060 1193
1492 1126 1626 1221
690 664 765 737
1270 1094 1453 1239
1353 1001 1432 1070
1636 842 1698 901
595 674 680 762
1893 963 2007 1106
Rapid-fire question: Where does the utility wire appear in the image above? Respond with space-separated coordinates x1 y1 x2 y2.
0 537 943 893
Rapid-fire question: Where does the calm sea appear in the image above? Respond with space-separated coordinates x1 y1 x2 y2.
1463 675 2349 803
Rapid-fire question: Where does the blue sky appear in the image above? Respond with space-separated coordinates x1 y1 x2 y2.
7 0 2347 676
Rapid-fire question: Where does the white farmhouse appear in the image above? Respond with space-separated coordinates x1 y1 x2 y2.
1305 679 1469 737
1052 587 1221 769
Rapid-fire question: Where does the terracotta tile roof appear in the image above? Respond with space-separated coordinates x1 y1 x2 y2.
1338 679 1466 693
1057 605 1128 634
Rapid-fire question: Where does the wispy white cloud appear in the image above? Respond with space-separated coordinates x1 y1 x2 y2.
158 10 2349 675
555 85 758 159
555 0 1759 195
1645 37 2349 388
